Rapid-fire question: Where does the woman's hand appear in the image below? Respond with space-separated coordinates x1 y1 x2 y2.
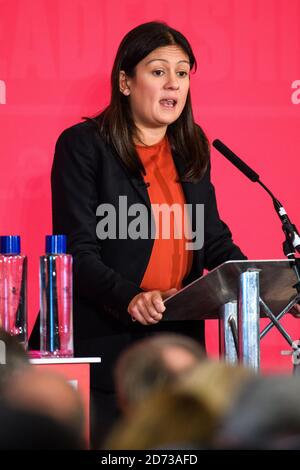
128 288 178 325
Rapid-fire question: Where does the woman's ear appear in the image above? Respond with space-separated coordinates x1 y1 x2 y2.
119 71 131 96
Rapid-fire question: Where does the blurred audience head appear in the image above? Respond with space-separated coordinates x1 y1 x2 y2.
0 401 84 449
114 333 205 414
176 359 255 418
106 386 216 450
0 328 30 391
1 367 86 445
111 354 300 450
216 374 300 449
0 329 86 448
107 356 255 450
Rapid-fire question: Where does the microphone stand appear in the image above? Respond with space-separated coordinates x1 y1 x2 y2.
261 189 300 374
212 139 300 367
247 180 300 366
248 177 300 374
258 180 300 296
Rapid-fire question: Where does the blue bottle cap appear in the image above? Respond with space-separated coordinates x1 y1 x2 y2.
45 235 67 254
0 235 21 255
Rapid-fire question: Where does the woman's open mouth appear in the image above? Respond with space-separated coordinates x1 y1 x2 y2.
159 99 177 108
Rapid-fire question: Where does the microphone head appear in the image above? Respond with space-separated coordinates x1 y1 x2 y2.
212 139 260 183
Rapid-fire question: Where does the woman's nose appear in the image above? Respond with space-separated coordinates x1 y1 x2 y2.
164 72 180 89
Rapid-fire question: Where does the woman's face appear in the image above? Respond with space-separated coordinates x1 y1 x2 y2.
120 45 191 133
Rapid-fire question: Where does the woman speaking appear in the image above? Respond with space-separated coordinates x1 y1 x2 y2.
51 21 246 445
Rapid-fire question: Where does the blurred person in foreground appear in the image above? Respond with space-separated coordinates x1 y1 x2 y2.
0 327 30 391
215 374 300 450
1 367 86 448
114 333 205 415
0 328 86 448
106 360 254 450
0 402 84 450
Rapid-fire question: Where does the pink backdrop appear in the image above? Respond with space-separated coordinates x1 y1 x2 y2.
0 0 299 372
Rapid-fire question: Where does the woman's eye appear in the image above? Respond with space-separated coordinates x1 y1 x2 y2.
152 70 164 76
177 71 189 77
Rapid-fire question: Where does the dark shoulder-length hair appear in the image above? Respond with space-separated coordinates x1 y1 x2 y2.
92 21 209 182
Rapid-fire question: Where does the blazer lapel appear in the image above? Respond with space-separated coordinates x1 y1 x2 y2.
111 147 152 210
172 151 197 206
112 145 198 210
128 174 152 210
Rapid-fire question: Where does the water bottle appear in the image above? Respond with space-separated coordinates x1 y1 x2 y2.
40 235 73 357
0 235 27 347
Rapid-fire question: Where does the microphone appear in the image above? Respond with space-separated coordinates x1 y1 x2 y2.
212 139 259 182
212 139 300 255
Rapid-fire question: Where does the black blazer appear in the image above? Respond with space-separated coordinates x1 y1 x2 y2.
51 120 246 391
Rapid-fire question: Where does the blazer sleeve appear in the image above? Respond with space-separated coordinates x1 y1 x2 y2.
203 163 247 270
51 125 143 315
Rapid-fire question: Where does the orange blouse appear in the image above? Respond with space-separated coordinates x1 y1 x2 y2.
136 137 193 291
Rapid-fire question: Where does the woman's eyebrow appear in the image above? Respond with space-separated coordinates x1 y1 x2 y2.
145 59 190 66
